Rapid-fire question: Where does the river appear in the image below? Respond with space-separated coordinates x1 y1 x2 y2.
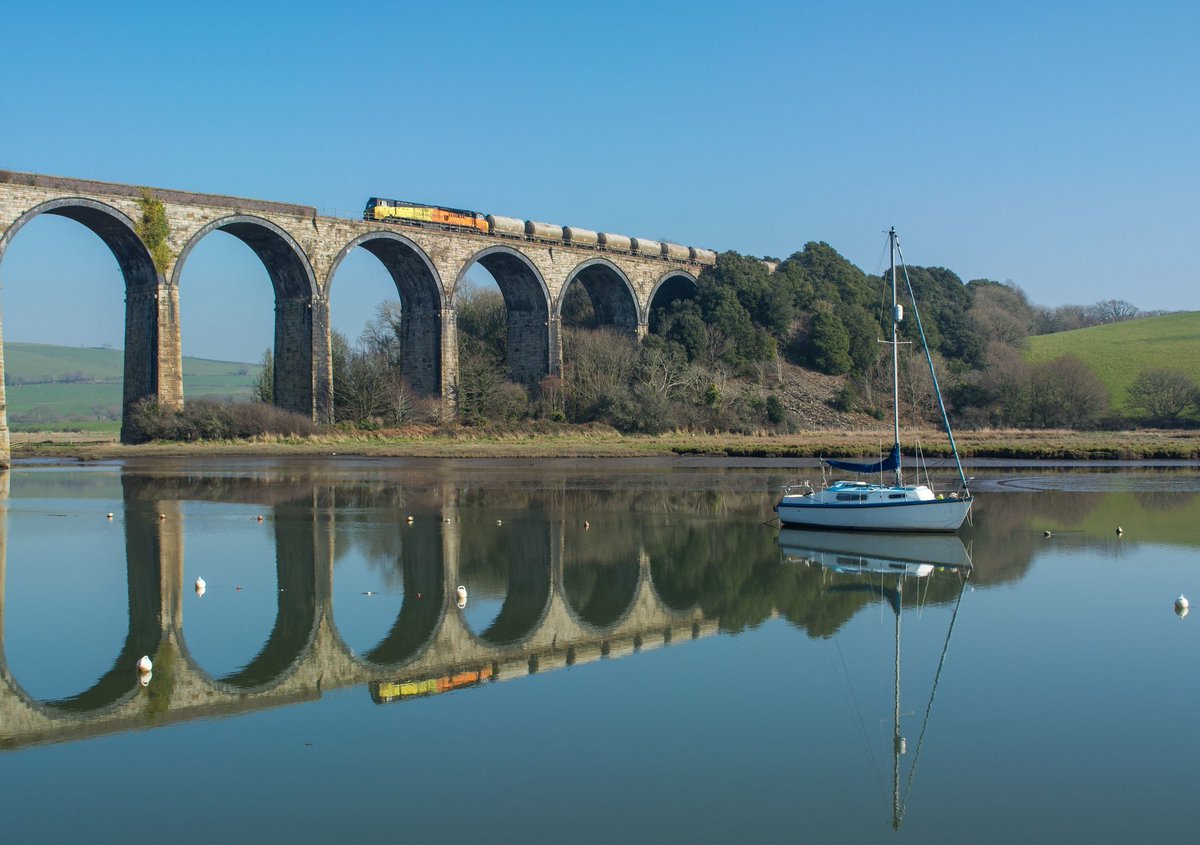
0 458 1197 843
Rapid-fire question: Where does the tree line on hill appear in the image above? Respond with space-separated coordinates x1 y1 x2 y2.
5 370 103 386
130 241 1197 441
310 242 1194 434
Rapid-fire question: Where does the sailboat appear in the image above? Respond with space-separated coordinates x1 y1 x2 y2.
778 530 971 829
776 228 972 532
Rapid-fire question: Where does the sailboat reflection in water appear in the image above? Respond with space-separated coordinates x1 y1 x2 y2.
778 530 972 830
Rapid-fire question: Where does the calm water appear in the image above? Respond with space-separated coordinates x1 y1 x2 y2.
1 458 1198 844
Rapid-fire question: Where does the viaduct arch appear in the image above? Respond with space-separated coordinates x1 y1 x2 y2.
456 245 554 385
327 231 446 396
0 197 172 442
647 269 700 323
561 258 641 335
174 215 321 419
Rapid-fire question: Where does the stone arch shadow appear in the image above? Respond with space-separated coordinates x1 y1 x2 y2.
559 258 640 336
467 519 554 647
350 527 447 669
560 556 646 633
644 269 699 325
647 549 706 615
181 504 322 693
172 215 319 418
0 496 167 720
326 231 446 396
456 246 552 385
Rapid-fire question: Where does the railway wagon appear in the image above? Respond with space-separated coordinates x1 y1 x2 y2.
598 232 633 252
486 214 525 237
525 220 566 242
564 226 599 247
631 237 661 256
663 242 691 261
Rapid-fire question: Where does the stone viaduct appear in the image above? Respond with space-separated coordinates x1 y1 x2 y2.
0 474 718 752
0 170 713 463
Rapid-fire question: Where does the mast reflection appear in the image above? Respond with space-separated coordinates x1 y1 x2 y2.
779 529 971 830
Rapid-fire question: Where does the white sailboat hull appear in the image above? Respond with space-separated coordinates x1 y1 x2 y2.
776 485 972 532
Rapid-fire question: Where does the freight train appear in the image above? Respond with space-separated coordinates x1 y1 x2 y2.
363 197 716 265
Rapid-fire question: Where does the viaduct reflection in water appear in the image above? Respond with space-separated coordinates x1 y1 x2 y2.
2 467 1188 751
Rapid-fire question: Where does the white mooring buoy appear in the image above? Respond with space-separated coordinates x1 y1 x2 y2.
456 585 468 609
195 576 206 596
1175 595 1189 618
136 655 153 674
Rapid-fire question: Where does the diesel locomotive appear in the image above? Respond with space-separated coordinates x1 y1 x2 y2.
364 197 488 233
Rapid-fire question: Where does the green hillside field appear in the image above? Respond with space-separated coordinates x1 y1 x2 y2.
1026 311 1200 412
3 342 259 432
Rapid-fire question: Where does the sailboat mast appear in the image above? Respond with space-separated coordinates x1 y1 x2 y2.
892 577 904 830
890 228 902 486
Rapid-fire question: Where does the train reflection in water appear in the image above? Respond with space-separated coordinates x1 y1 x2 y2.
371 667 493 704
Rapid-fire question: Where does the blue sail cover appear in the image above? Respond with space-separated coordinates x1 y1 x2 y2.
824 443 900 474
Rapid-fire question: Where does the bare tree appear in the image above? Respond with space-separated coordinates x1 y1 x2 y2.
1033 304 1089 334
454 346 528 424
1085 299 1140 325
638 341 690 399
537 375 568 421
253 348 273 404
969 283 1034 347
1033 300 1141 335
703 323 732 365
896 346 941 428
456 285 508 359
334 350 391 424
1127 368 1199 423
359 300 404 367
1028 355 1109 428
980 341 1032 425
561 327 638 421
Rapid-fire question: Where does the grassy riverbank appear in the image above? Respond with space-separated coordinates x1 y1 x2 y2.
9 427 1200 461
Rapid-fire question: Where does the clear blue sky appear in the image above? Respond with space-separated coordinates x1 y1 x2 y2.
1 0 1196 362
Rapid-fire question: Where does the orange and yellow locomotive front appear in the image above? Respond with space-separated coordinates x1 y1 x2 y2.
369 200 488 233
